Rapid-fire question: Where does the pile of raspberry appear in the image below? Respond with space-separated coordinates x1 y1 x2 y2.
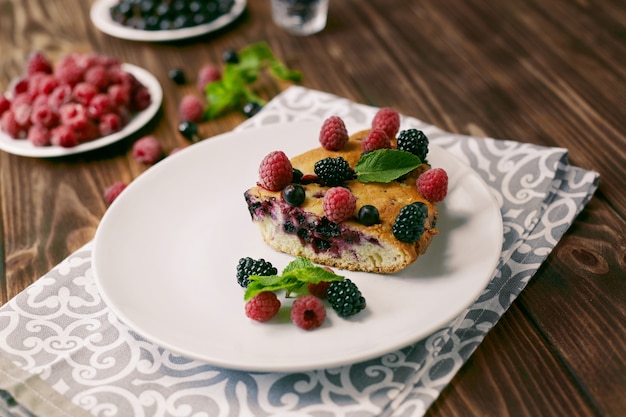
0 51 151 147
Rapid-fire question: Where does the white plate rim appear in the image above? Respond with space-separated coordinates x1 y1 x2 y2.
92 121 503 372
90 0 247 42
0 63 162 158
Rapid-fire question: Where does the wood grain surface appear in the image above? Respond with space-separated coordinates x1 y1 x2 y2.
1 0 625 416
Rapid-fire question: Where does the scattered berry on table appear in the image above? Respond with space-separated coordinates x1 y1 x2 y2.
319 115 349 151
392 202 428 243
323 187 356 223
236 257 278 288
307 280 331 298
314 156 354 186
357 205 380 226
361 128 391 152
222 49 239 64
178 94 204 122
282 184 306 206
327 279 366 318
103 181 128 205
258 150 293 191
397 129 429 161
417 168 448 202
178 120 199 142
371 107 400 138
196 64 221 91
245 291 281 322
132 135 162 164
242 101 262 118
291 295 327 330
168 68 186 85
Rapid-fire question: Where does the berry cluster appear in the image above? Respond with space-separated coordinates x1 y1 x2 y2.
0 51 151 148
238 257 366 330
110 0 236 31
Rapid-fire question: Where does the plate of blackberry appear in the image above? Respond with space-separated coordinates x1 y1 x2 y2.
90 0 247 42
92 121 503 372
0 63 162 158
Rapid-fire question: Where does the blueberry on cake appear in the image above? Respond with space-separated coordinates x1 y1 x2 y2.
244 110 447 274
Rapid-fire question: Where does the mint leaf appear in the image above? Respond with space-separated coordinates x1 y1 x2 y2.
243 257 343 300
355 149 421 183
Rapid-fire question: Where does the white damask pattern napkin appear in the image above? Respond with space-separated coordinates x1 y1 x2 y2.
0 86 599 417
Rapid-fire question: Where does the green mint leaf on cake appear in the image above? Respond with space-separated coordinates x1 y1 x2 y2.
355 149 422 183
244 257 343 300
205 42 301 119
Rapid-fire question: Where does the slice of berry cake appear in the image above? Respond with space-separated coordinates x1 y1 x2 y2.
244 110 447 274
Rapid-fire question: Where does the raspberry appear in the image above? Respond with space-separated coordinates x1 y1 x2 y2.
307 280 331 298
26 51 52 75
84 65 110 91
88 93 113 118
50 124 78 147
108 84 131 107
103 181 127 205
1 111 24 138
362 128 391 152
54 54 84 86
314 156 354 186
258 150 293 191
48 85 72 111
26 73 46 96
236 257 278 288
12 78 29 96
327 279 366 318
99 113 122 136
27 125 51 147
132 135 162 164
371 107 400 138
397 129 429 161
36 74 60 96
178 94 204 122
245 291 281 322
291 295 326 330
11 93 33 109
72 82 98 106
59 103 89 130
12 104 32 128
30 104 59 128
196 64 221 91
77 120 100 142
319 116 349 151
323 187 356 223
131 86 151 111
417 168 448 202
0 96 11 116
392 202 428 243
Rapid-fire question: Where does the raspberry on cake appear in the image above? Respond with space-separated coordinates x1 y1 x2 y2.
244 115 442 274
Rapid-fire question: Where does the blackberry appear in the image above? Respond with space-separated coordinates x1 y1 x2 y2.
327 279 366 317
392 202 428 243
397 129 429 161
314 157 354 186
236 257 278 288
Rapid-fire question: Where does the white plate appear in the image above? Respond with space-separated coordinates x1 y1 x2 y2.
0 64 162 158
90 0 247 42
92 121 503 372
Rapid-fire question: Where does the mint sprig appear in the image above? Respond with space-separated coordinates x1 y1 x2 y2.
244 257 343 301
354 149 422 183
205 42 302 119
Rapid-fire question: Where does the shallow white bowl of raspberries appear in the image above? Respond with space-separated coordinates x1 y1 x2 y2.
0 51 162 158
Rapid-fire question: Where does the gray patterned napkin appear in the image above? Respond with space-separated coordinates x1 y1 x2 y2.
0 86 599 417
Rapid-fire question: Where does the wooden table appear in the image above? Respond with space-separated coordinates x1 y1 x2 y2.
1 0 624 416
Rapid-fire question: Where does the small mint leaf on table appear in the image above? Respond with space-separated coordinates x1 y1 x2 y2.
355 149 422 183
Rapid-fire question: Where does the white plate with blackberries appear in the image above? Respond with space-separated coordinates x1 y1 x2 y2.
90 0 247 42
92 121 503 372
0 53 162 158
